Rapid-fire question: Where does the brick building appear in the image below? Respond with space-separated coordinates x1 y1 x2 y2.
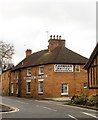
1 68 11 96
84 43 98 95
9 35 89 99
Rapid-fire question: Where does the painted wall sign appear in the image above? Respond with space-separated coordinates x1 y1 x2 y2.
24 75 47 80
54 64 73 72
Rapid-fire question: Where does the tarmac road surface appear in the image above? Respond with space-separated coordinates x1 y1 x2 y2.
1 96 98 120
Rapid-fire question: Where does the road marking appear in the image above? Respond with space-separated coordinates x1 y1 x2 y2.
68 114 78 120
62 104 97 112
82 112 98 119
42 106 57 111
0 103 19 114
15 100 28 104
35 100 97 112
36 105 57 112
0 107 19 114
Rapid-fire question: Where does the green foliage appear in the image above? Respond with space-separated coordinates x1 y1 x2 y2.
86 94 97 106
70 94 98 106
71 94 87 105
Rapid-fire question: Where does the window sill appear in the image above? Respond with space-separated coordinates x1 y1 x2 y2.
39 73 44 75
38 92 43 95
26 92 31 95
84 87 87 89
26 75 31 77
61 93 68 95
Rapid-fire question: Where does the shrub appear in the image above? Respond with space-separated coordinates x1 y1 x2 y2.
86 94 97 106
71 94 87 105
70 94 98 107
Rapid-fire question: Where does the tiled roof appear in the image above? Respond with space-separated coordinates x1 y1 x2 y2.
84 42 98 69
12 46 88 71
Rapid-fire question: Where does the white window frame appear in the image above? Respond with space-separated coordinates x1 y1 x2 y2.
16 72 19 80
38 79 44 94
14 72 19 80
11 84 14 94
39 66 44 74
75 65 80 72
84 82 88 88
61 84 68 95
27 68 32 76
16 83 18 94
26 80 31 94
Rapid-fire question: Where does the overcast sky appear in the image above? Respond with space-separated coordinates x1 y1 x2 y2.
0 0 97 65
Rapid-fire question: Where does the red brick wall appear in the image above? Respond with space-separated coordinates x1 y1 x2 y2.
48 37 65 52
10 64 90 99
2 70 10 96
88 89 97 95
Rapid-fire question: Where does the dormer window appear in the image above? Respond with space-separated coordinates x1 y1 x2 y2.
27 68 31 76
39 66 44 74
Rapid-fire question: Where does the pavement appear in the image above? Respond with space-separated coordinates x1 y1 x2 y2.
45 97 98 111
0 104 13 112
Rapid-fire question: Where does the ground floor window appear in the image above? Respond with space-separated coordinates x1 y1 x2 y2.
61 83 68 95
26 80 31 94
38 79 43 94
11 84 14 94
84 82 88 88
16 83 18 94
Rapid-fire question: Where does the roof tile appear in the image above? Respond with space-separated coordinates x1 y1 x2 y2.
12 46 88 71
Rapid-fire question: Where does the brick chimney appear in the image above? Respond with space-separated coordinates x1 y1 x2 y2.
26 49 32 58
48 35 66 52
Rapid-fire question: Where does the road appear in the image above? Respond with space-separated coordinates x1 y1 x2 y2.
1 96 98 120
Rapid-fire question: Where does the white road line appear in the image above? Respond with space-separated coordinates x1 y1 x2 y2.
35 100 97 112
82 112 98 119
68 114 78 120
15 100 28 104
0 103 19 114
36 105 57 112
42 106 57 111
0 107 19 114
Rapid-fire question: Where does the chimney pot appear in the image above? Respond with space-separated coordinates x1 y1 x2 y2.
59 35 61 40
57 35 58 39
50 35 52 39
53 35 55 39
48 35 65 52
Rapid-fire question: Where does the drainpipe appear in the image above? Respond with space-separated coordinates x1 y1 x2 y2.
73 65 76 95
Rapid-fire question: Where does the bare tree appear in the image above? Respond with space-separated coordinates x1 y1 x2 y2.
0 40 14 67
